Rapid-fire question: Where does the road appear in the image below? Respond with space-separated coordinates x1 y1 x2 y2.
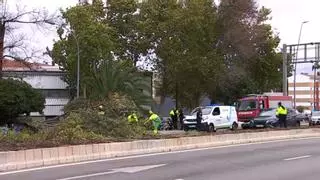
1 138 320 180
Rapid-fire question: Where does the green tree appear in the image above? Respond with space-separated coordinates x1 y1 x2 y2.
107 0 150 66
51 0 152 117
212 0 284 103
52 0 286 109
0 79 45 125
51 0 116 97
139 0 222 109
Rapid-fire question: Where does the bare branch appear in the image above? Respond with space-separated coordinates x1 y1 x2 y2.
7 19 55 25
0 2 58 76
3 54 33 69
4 10 36 23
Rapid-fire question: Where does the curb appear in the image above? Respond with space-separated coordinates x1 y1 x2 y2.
0 128 319 171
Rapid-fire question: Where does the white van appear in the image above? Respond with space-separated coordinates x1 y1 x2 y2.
183 106 239 132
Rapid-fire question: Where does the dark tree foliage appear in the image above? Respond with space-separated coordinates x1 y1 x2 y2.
0 79 45 125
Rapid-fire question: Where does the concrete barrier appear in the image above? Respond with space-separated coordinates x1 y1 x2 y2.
0 128 320 172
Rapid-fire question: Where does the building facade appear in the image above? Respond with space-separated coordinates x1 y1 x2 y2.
288 73 320 110
3 59 69 118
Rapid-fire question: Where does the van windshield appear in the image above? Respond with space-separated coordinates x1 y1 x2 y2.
190 107 212 116
202 107 213 115
238 100 257 111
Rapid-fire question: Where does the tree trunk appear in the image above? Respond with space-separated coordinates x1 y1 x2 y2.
0 23 5 79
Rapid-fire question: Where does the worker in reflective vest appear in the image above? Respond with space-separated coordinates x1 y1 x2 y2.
170 109 178 130
276 102 288 128
128 112 138 124
146 110 161 135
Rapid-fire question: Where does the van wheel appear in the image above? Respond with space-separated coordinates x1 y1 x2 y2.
231 122 238 131
208 124 216 132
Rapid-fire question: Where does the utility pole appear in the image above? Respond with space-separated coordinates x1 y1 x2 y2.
282 44 288 96
70 33 80 99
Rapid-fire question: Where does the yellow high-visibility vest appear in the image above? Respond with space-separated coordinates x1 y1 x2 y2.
128 113 138 123
276 106 287 115
170 110 175 116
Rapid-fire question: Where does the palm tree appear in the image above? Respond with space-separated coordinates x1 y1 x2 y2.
86 60 152 110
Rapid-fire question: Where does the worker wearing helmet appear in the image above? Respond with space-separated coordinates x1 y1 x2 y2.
128 112 138 124
146 110 161 135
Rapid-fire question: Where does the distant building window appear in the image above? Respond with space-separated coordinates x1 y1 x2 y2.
41 89 69 98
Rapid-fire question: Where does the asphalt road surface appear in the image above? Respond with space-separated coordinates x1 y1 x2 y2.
1 137 320 180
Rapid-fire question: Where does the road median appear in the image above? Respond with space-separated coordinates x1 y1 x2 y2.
1 128 320 172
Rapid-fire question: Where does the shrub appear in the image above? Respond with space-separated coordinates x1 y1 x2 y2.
62 110 147 140
62 76 151 141
64 93 138 118
0 78 45 125
50 112 105 144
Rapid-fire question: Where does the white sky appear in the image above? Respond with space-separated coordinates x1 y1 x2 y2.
5 0 320 72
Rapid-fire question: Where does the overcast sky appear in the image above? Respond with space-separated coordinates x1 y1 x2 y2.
5 0 320 72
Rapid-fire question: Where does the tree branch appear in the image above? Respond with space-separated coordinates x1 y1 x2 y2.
3 55 33 69
4 11 36 23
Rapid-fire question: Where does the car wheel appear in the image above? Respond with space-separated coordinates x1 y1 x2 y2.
231 122 238 131
208 123 216 132
183 126 189 132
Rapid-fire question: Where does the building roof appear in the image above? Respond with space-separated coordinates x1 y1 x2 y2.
2 59 61 72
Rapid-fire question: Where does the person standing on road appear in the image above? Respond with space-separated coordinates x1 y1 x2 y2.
276 102 288 128
170 109 178 130
196 107 202 131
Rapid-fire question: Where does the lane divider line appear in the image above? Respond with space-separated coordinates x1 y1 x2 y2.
284 155 311 161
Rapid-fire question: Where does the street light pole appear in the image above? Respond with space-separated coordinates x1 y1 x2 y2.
293 21 308 109
71 33 80 99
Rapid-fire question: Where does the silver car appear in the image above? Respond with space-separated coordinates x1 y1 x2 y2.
310 111 320 126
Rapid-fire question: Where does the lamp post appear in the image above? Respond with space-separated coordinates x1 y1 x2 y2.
71 33 80 99
293 21 309 109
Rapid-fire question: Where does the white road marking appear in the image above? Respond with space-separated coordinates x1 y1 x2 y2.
284 155 311 161
56 164 166 180
0 136 319 176
57 171 116 180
